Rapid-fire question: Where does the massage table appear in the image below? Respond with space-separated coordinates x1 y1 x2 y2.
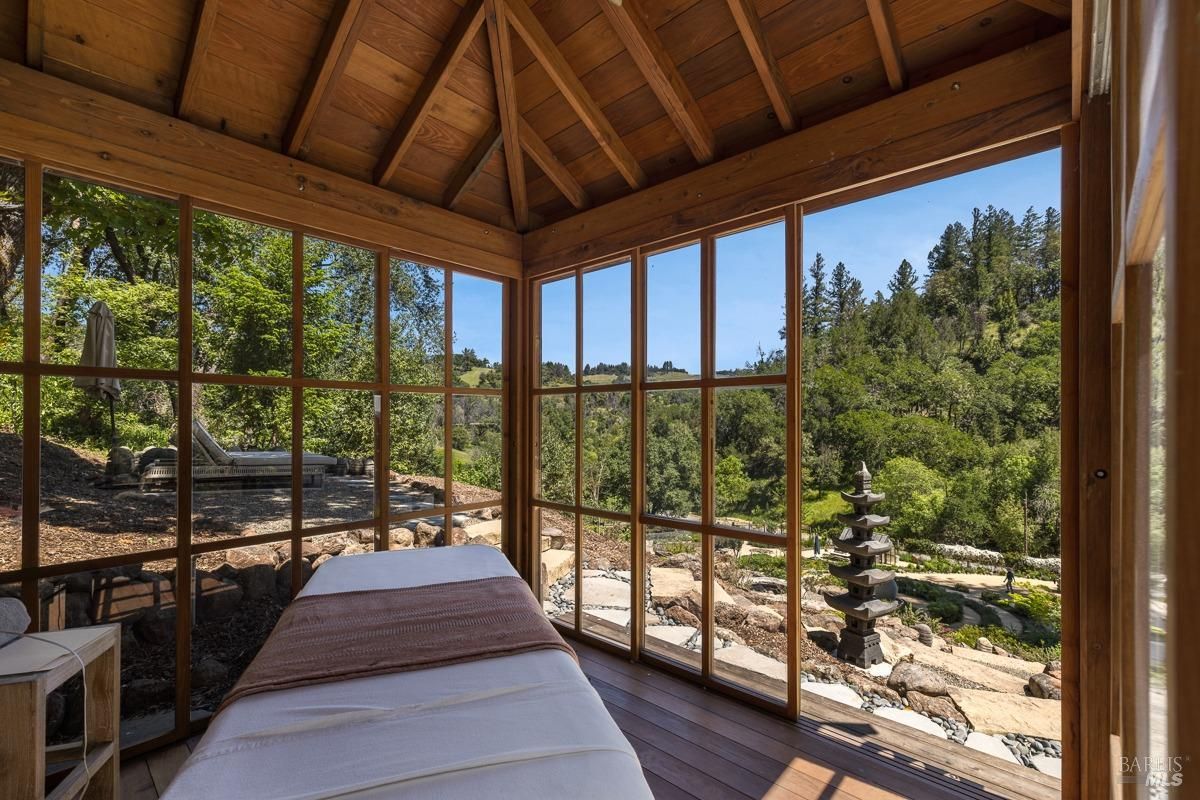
161 545 652 799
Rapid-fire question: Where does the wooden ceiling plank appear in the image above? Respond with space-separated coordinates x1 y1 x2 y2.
26 0 43 68
865 0 906 91
1016 0 1071 20
176 0 220 119
518 115 587 209
283 0 373 157
504 0 647 189
723 0 796 132
444 120 503 208
596 0 715 165
484 0 527 230
524 32 1071 273
373 0 486 186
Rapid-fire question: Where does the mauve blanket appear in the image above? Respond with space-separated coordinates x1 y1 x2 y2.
219 575 575 712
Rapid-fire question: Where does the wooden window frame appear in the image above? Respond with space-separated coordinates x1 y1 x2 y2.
530 208 802 717
0 163 511 760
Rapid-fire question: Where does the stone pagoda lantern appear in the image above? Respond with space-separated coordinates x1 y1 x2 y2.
823 462 899 667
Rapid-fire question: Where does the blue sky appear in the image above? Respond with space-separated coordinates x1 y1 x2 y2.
535 149 1061 372
452 272 503 364
804 149 1061 297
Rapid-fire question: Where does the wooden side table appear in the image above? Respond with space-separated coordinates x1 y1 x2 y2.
0 624 121 800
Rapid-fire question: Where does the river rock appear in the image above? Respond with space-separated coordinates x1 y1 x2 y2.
976 636 993 653
914 623 934 646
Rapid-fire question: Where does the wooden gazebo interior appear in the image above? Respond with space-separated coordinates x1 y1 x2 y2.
0 0 1195 798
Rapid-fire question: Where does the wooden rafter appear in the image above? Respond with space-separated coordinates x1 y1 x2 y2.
519 117 588 209
865 0 906 92
374 0 486 186
724 0 795 132
484 0 528 230
504 0 647 190
596 0 715 165
443 121 503 210
25 0 43 69
284 0 372 158
1017 0 1072 20
177 0 221 119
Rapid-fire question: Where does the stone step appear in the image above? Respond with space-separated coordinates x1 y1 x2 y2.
948 687 1062 739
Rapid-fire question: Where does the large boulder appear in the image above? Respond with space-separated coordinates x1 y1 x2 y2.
122 678 173 715
715 601 749 628
1028 672 1062 700
196 575 244 621
216 545 277 602
887 661 949 697
879 631 913 665
275 559 312 602
666 605 700 627
192 657 229 689
649 568 696 604
414 522 442 548
668 589 704 618
133 607 176 645
906 690 967 724
746 605 784 632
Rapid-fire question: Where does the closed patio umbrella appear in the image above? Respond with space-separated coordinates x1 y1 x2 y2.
74 300 121 445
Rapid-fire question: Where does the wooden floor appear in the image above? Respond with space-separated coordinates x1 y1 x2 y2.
121 641 1058 800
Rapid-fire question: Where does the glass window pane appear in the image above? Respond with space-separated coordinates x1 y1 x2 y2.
644 389 700 520
389 392 444 518
391 515 452 549
40 377 177 565
303 236 375 382
537 395 575 504
302 388 374 525
646 243 700 381
643 526 701 670
715 221 786 376
390 259 444 385
582 262 630 385
539 509 575 624
581 516 631 646
191 543 292 719
462 505 503 550
713 537 787 702
583 391 630 513
192 210 293 376
1148 239 1168 767
41 561 177 747
41 173 179 371
452 273 502 387
452 394 502 499
715 386 787 535
191 384 292 542
0 160 24 362
0 373 20 571
539 275 575 387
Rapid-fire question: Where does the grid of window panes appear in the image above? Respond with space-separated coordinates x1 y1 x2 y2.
0 162 507 752
534 216 795 708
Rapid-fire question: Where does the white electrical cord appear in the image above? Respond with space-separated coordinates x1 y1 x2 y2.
24 634 90 800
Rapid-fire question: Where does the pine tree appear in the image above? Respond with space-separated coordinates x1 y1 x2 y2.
888 259 919 296
804 253 830 336
830 261 853 325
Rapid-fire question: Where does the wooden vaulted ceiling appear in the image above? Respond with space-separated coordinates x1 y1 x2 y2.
1 0 1069 234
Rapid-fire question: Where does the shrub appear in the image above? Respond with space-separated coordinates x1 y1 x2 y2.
905 538 939 555
737 553 787 580
927 598 963 623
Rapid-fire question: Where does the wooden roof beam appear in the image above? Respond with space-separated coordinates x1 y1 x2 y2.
443 121 502 210
504 0 647 190
596 0 715 165
177 0 221 119
519 117 588 210
25 0 43 69
1017 0 1072 20
865 0 906 92
284 0 372 158
374 0 485 186
484 0 527 231
724 0 795 132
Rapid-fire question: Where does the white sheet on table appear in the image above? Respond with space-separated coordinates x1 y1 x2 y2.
161 546 651 800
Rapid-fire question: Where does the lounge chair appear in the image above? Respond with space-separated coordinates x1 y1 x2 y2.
140 420 337 490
